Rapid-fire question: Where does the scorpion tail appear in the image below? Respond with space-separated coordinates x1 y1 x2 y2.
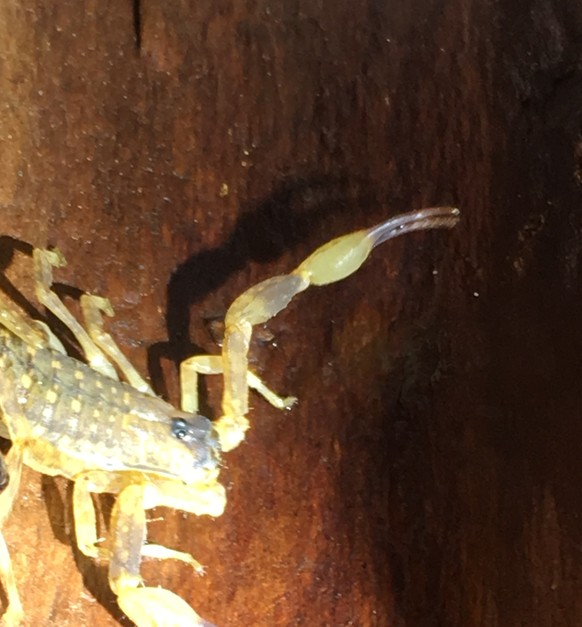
293 206 460 287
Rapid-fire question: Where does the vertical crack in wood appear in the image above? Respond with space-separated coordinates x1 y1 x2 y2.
132 0 141 52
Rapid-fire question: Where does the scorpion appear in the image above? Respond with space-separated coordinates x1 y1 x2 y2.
0 206 459 626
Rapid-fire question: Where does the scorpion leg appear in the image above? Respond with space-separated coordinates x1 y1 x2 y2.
180 354 296 415
212 207 460 451
32 248 118 380
73 476 205 570
109 482 218 627
73 471 225 625
0 445 24 626
138 545 206 575
72 475 107 560
80 294 154 395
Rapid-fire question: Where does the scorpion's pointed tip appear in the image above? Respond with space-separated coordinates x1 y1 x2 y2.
427 206 460 218
368 206 461 247
445 206 461 222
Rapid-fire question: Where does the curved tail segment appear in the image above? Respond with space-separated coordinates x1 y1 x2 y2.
294 206 460 286
181 207 460 452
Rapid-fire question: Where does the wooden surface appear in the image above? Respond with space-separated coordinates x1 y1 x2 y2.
1 1 582 625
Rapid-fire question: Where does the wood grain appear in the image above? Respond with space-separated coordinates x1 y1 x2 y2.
1 0 582 625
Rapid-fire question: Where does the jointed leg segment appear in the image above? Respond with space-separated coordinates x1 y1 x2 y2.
32 249 155 395
33 249 118 380
73 476 205 573
180 355 296 413
80 295 154 395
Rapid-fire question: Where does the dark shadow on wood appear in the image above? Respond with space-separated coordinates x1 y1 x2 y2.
148 174 388 388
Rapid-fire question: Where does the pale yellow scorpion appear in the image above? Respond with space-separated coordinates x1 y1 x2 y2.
0 207 459 626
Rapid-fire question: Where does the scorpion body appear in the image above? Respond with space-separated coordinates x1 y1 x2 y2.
0 327 220 482
0 207 459 626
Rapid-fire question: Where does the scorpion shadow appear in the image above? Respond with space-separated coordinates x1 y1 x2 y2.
148 174 385 400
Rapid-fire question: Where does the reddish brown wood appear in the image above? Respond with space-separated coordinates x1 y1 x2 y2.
1 0 582 626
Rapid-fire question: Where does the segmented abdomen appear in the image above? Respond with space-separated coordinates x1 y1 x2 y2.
0 328 190 478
